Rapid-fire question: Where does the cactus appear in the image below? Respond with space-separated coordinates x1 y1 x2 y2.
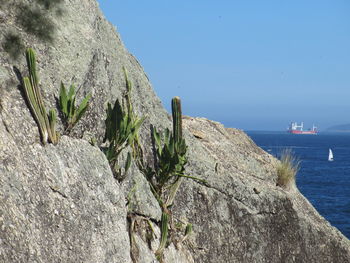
172 96 182 143
171 97 187 178
22 48 58 144
141 96 207 201
136 97 207 260
48 109 59 143
156 212 169 260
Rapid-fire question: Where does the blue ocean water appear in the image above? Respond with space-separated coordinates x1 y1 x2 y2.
247 131 350 239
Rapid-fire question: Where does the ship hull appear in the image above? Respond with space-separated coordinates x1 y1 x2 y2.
288 130 317 135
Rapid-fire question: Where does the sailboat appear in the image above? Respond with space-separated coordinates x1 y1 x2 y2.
328 149 334 162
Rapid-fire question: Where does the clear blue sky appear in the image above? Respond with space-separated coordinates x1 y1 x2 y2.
97 1 350 131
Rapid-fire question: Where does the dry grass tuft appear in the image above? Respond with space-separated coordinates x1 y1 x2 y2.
277 149 300 189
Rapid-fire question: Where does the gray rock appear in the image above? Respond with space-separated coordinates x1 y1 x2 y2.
128 214 194 263
133 234 158 263
0 0 349 262
174 117 350 262
122 166 162 221
0 134 131 262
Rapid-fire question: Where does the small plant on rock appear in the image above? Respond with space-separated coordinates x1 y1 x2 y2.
16 5 56 42
35 0 63 10
277 149 300 189
2 32 25 60
59 82 91 133
22 48 59 144
103 67 145 180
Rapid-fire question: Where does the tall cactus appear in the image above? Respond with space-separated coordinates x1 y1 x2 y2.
23 48 48 142
163 97 186 207
139 97 206 260
23 48 58 144
171 96 182 143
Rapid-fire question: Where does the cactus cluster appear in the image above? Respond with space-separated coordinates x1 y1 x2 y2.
142 97 205 202
59 82 91 133
21 48 90 145
137 97 202 260
20 49 196 260
146 97 187 198
22 48 59 144
103 67 145 180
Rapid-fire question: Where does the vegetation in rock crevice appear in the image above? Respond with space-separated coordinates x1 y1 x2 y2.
20 50 197 261
35 0 63 10
16 5 56 43
2 0 63 59
103 67 145 181
20 48 91 144
2 32 25 60
22 48 59 144
59 82 91 134
277 149 300 189
136 97 205 261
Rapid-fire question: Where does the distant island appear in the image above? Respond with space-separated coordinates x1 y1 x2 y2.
325 123 350 133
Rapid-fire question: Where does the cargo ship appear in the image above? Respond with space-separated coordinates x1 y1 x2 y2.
287 122 318 135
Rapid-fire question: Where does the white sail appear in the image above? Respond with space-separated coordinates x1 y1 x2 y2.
328 149 334 161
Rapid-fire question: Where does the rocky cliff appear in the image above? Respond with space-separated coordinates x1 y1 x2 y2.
1 0 350 262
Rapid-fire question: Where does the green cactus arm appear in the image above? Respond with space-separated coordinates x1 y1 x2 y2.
22 48 59 144
26 48 39 88
23 77 48 143
171 96 182 143
48 109 58 144
25 48 53 144
26 49 48 124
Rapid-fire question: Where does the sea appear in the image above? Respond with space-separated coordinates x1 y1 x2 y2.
247 131 350 239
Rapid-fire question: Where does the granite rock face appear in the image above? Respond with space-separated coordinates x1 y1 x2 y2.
176 117 350 262
1 0 350 262
0 134 131 262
